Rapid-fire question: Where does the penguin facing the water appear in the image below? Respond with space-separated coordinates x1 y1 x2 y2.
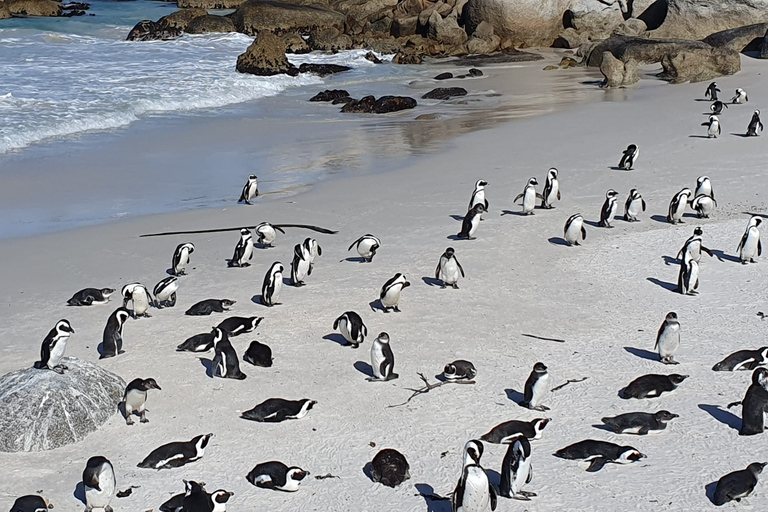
229 228 254 267
239 174 259 204
624 189 646 222
747 109 763 136
458 204 485 240
618 144 638 170
255 222 285 248
348 234 381 262
261 262 284 307
655 312 681 365
122 378 161 425
100 307 130 359
83 456 116 512
713 462 767 506
705 82 720 101
541 168 560 208
369 332 398 381
333 311 367 348
521 362 550 411
598 189 619 228
33 319 75 374
172 242 195 276
499 436 535 501
436 247 465 288
702 115 721 138
737 216 762 263
379 273 410 312
153 276 179 308
514 177 542 215
563 213 586 246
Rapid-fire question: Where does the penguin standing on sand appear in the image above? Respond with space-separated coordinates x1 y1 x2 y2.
348 234 381 262
667 188 692 224
369 332 398 381
541 168 560 208
451 442 497 512
100 307 130 359
436 247 465 288
303 237 322 270
624 189 646 222
705 82 720 101
563 213 586 246
691 194 717 218
521 362 550 411
514 177 542 215
468 179 489 216
713 462 767 506
702 115 721 138
211 328 247 380
123 378 161 425
710 100 728 115
655 312 681 364
458 204 485 240
121 283 152 318
598 189 619 228
230 228 254 267
499 436 535 501
172 242 195 276
737 216 762 263
694 176 714 200
33 319 74 374
731 88 748 104
379 273 410 312
239 174 259 204
255 222 285 248
729 367 768 436
677 227 713 263
83 456 116 512
261 262 284 307
747 110 764 136
290 242 312 287
618 144 638 170
677 250 699 295
153 276 179 308
333 311 367 348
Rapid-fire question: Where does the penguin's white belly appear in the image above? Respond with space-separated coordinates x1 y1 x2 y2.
241 242 253 263
687 242 702 262
178 249 190 269
338 318 352 342
218 351 228 377
295 258 310 280
381 286 402 307
513 456 532 494
471 190 485 209
259 228 276 244
460 470 491 512
85 467 115 509
657 330 680 357
627 199 642 217
564 220 582 243
371 344 386 378
529 374 549 406
606 202 618 221
48 338 68 367
156 282 178 302
271 278 283 302
132 291 149 315
125 389 147 412
440 260 460 284
742 231 760 260
523 188 536 213
688 261 699 290
467 216 480 237
672 200 686 220
708 123 719 136
357 239 376 258
546 182 559 204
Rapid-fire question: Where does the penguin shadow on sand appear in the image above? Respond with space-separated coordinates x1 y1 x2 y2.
646 277 677 292
73 482 86 506
704 481 720 505
322 333 349 347
547 237 571 247
422 277 443 287
252 295 281 307
500 209 534 217
505 388 526 407
199 357 215 378
730 133 752 138
698 404 742 432
624 346 659 362
711 249 741 263
662 255 680 266
368 300 389 313
688 134 713 139
343 256 367 263
354 361 375 378
582 219 602 228
414 483 452 512
449 214 465 222
362 461 375 481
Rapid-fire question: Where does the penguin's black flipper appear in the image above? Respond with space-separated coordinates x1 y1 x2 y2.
489 481 498 510
586 457 608 472
758 239 762 256
513 193 524 203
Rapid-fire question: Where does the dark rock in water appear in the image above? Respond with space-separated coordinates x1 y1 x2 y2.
0 357 125 452
297 63 351 76
364 51 382 64
310 89 350 102
341 95 417 114
61 8 86 16
468 68 483 76
434 72 454 80
62 2 89 9
422 87 468 100
236 32 296 76
371 449 410 487
126 19 182 41
332 96 355 105
185 14 236 34
341 95 377 113
5 0 62 17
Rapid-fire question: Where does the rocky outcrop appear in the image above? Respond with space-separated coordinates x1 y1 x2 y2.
464 0 564 47
701 22 768 53
163 8 209 31
231 0 345 36
126 9 210 41
422 87 468 99
0 2 11 19
297 62 351 75
649 0 768 41
659 46 741 83
599 51 639 86
282 32 310 53
340 95 417 113
0 358 125 452
310 89 350 101
5 0 61 16
236 32 296 75
467 20 500 54
307 27 353 51
186 14 237 34
762 30 768 58
178 0 245 7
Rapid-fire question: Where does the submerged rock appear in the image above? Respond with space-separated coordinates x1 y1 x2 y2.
127 19 182 41
297 63 351 76
434 72 454 80
341 95 417 113
0 357 125 452
310 89 350 102
422 87 468 100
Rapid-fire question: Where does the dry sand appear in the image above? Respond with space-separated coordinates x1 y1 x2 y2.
2 56 768 511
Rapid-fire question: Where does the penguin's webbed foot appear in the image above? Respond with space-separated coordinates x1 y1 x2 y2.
513 494 532 501
520 491 537 498
53 365 66 374
393 306 401 312
534 405 550 411
126 417 135 425
140 413 149 423
452 284 459 289
440 284 446 289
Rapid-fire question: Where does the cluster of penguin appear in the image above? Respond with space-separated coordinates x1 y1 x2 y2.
11 86 768 512
701 82 763 139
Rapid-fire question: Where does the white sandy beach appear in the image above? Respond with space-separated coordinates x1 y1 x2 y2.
2 55 768 511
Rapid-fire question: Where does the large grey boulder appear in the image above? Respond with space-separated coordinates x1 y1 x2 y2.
649 0 768 40
702 22 768 52
231 0 345 36
0 358 125 452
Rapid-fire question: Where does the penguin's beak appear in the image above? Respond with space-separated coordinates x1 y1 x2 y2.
403 282 411 288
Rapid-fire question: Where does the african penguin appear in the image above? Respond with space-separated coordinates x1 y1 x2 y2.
521 362 550 411
463 439 484 467
451 460 497 512
177 331 215 352
100 307 130 359
514 177 542 215
229 228 253 267
243 340 273 367
729 367 768 436
713 462 767 506
241 398 316 422
731 87 748 104
710 100 728 115
436 247 465 288
618 144 638 170
123 378 161 425
621 374 688 399
737 216 762 263
348 234 381 262
468 179 489 216
303 237 321 270
261 262 284 307
137 433 213 470
677 250 699 295
290 242 311 287
159 480 201 512
254 222 285 248
443 360 476 382
541 168 560 208
563 213 586 246
246 461 308 492
554 440 645 472
379 273 410 312
185 299 235 316
667 188 692 224
705 82 720 101
702 115 721 138
691 194 717 218
216 316 262 337
371 449 410 488
457 204 485 240
180 480 213 512
655 312 681 365
624 189 646 222
208 489 234 512
33 319 75 374
153 276 179 308
121 283 152 318
598 189 619 228
333 311 367 348
747 109 763 136
713 347 768 372
239 174 259 204
676 227 713 263
369 332 398 381
601 410 678 435
83 456 116 512
499 436 535 500
67 287 115 306
9 495 50 512
172 242 195 276
211 328 246 380
480 418 550 443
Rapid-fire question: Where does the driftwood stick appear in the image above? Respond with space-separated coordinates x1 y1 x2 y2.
388 373 475 408
522 333 566 343
139 224 338 238
551 377 588 392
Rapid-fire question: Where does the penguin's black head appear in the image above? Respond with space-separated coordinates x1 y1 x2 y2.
753 367 768 387
249 174 257 180
183 480 206 495
666 312 678 321
694 227 703 236
142 378 162 391
304 399 317 411
464 440 484 465
529 177 538 186
287 467 308 481
654 410 679 421
211 490 234 504
240 228 250 236
748 462 768 476
249 316 264 329
56 319 75 335
621 449 645 462
445 247 455 257
444 363 456 376
755 218 763 227
668 374 689 385
606 189 618 198
473 204 486 213
376 332 390 344
533 362 548 373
